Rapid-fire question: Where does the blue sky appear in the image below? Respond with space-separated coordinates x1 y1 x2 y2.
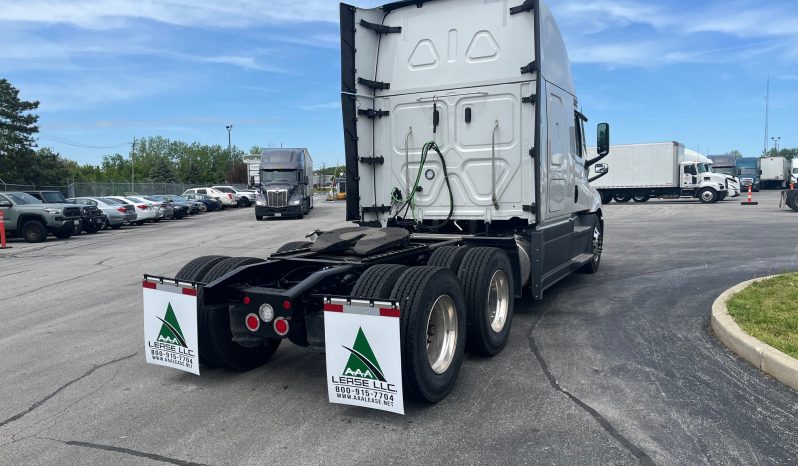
1 0 796 167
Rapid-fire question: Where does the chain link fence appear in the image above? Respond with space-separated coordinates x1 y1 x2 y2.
0 180 250 198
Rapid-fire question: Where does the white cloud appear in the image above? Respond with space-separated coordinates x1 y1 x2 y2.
0 0 346 29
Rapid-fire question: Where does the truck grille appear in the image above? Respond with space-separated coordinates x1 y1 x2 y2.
63 206 81 218
266 190 288 207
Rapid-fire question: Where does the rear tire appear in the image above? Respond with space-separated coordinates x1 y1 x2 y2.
21 220 47 243
240 197 251 207
613 194 631 203
457 248 514 356
351 264 408 299
276 241 313 253
427 246 469 272
201 257 278 371
600 192 613 204
175 255 230 369
632 195 650 203
255 214 264 221
390 266 467 403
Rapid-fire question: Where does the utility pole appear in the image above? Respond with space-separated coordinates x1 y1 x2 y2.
764 76 770 156
771 136 781 154
130 137 137 192
226 125 233 182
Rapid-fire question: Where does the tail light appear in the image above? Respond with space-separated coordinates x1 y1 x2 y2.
137 204 147 210
228 193 233 199
115 207 127 213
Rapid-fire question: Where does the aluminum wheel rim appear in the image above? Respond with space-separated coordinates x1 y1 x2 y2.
488 270 510 333
426 294 458 375
701 191 713 201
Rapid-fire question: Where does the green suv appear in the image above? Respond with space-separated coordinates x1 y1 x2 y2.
0 192 82 243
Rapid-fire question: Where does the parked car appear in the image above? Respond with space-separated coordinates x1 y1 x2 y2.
166 195 202 215
182 193 222 211
182 187 237 208
126 195 168 221
212 185 254 207
145 195 189 219
68 197 136 229
0 191 81 242
106 196 158 224
101 198 139 224
26 190 106 234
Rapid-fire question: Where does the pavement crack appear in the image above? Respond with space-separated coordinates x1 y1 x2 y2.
40 437 209 466
527 317 656 466
0 352 137 429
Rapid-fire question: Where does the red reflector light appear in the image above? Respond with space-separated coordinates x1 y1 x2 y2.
274 318 289 336
282 300 292 310
243 296 251 305
137 204 147 210
228 193 233 199
245 313 260 332
116 207 127 213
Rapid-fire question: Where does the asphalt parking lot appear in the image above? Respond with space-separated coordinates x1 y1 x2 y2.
1 192 796 465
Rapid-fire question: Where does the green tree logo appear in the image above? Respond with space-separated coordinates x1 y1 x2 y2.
342 327 385 381
156 303 187 347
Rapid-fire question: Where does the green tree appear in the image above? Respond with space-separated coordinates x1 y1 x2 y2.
0 79 40 182
729 150 743 159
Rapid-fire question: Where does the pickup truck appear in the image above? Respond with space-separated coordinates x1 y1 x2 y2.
0 191 82 242
26 190 106 234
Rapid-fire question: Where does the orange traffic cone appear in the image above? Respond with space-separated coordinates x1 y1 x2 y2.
0 211 9 249
741 184 758 206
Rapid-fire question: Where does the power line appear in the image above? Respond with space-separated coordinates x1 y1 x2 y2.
38 130 130 150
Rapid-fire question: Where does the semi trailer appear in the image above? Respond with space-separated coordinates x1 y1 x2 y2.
760 156 790 189
143 0 612 412
254 148 313 220
588 142 729 204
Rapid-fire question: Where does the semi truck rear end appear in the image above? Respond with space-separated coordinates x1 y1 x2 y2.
142 0 613 412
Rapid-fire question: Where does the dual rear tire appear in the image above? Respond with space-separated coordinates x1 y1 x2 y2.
175 255 279 371
350 247 514 402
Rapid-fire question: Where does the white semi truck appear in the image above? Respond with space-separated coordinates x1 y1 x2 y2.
792 159 798 185
588 142 729 204
760 156 790 189
142 0 613 410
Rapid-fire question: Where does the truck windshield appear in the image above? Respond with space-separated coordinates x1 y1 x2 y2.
697 163 712 173
262 170 298 183
740 168 758 175
6 192 42 205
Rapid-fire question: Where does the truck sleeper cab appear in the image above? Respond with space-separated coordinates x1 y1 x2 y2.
145 0 611 405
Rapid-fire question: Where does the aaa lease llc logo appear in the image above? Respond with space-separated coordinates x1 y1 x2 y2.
330 327 398 408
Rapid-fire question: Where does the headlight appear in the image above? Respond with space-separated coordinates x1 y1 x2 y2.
43 208 61 214
290 199 302 206
256 200 266 206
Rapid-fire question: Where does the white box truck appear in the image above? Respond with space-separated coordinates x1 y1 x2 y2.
142 0 614 409
588 142 729 203
760 156 790 189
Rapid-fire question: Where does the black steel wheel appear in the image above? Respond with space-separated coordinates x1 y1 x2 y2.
390 266 467 403
457 247 514 356
613 194 631 203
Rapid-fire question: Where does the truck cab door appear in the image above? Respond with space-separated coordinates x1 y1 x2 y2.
546 88 574 217
681 164 697 188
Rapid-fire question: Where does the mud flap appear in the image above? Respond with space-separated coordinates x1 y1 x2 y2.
323 297 404 414
143 279 200 375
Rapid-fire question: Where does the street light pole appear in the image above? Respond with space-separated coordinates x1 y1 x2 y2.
226 125 233 182
771 136 781 154
130 137 137 192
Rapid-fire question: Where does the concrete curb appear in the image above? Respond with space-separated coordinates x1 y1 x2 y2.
711 275 798 391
